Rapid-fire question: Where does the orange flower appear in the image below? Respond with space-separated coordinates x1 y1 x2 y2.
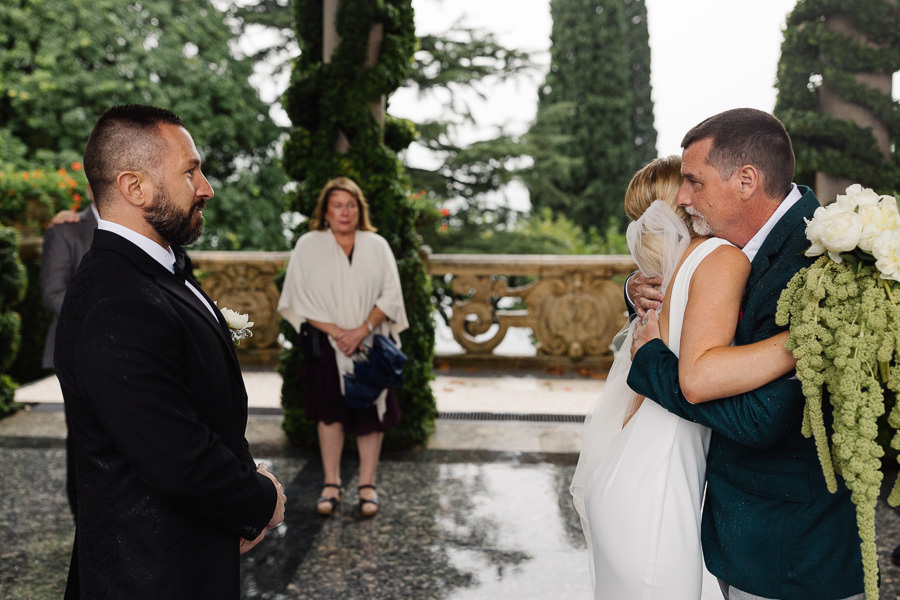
441 208 450 217
22 172 30 181
71 162 82 171
58 167 67 176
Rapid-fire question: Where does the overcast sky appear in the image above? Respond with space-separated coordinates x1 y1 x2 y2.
390 0 799 158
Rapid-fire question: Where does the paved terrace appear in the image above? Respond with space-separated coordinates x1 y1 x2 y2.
3 368 900 599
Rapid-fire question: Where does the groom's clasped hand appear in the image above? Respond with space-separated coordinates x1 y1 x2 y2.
241 462 287 554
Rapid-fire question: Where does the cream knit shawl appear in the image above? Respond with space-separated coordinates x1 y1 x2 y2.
278 230 409 419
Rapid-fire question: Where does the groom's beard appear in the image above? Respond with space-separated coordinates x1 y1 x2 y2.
144 187 205 247
685 207 713 236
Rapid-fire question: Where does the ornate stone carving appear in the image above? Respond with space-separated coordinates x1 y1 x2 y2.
428 254 636 364
524 271 626 358
182 251 636 368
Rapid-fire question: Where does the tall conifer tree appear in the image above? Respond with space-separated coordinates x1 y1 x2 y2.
526 0 657 232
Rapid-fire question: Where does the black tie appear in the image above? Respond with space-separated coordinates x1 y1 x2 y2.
173 248 192 282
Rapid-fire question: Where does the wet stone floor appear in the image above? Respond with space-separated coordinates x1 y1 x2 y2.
4 420 900 599
0 441 591 599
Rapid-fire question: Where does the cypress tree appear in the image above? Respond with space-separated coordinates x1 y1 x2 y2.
527 0 657 232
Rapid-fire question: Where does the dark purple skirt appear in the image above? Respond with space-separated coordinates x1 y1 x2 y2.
297 327 401 436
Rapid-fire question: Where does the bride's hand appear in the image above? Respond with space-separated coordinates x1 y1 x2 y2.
631 310 661 359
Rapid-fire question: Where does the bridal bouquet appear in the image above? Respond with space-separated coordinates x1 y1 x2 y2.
220 306 254 344
776 184 900 599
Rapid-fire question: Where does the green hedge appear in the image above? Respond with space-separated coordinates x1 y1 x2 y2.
280 0 436 450
0 226 27 417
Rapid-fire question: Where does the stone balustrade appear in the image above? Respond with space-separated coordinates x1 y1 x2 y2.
19 237 636 371
427 254 636 371
191 251 636 371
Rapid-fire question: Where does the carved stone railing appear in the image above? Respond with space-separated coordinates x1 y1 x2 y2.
20 241 636 371
427 254 636 371
190 251 636 370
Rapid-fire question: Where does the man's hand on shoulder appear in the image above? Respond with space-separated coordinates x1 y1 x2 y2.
626 272 664 319
49 209 80 227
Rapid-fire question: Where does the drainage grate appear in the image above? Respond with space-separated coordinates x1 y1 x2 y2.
438 411 584 423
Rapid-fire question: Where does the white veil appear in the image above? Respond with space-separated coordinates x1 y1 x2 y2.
570 199 691 585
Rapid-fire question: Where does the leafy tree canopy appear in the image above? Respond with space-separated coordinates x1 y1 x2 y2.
0 0 290 249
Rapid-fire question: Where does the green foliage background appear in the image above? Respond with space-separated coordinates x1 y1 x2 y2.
280 0 436 450
0 0 290 251
774 0 900 193
0 226 26 416
526 0 657 233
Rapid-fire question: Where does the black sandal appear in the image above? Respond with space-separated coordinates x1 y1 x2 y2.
317 483 344 516
358 484 379 517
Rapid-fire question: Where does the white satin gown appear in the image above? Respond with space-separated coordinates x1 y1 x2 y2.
580 238 729 599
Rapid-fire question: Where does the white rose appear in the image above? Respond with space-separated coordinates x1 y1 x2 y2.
858 198 900 252
805 203 862 262
220 307 254 330
837 184 879 210
873 229 900 283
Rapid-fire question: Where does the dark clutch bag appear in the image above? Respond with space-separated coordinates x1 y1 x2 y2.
300 321 321 361
343 334 407 410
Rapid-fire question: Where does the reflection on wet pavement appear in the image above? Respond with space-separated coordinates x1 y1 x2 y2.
3 413 900 599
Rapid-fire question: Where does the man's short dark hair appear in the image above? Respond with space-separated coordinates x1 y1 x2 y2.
681 108 795 199
83 105 184 208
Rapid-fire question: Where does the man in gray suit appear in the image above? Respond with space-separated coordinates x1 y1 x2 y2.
40 201 98 518
40 202 98 369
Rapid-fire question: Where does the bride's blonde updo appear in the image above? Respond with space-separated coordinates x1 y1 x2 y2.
623 155 697 280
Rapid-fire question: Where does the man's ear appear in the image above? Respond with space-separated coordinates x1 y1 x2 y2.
736 164 760 199
116 171 150 207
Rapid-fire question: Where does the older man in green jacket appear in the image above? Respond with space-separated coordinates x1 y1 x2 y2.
627 108 864 600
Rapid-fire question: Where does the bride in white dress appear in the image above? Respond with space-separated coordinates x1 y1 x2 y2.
571 156 797 599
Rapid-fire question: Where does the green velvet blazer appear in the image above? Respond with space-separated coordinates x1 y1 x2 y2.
627 187 865 600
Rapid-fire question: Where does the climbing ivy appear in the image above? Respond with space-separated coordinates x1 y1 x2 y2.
280 0 436 449
774 0 900 191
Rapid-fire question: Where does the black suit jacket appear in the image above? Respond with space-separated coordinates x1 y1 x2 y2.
55 229 276 600
40 208 97 369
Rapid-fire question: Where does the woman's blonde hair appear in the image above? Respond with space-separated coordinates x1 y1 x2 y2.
624 155 697 279
623 155 692 230
308 177 377 232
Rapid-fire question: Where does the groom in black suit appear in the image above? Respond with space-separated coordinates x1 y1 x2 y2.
627 109 864 600
55 105 286 599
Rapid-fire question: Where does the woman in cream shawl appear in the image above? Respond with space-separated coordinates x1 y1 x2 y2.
278 177 408 517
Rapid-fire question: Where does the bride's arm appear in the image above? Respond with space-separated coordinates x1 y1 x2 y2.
676 245 795 404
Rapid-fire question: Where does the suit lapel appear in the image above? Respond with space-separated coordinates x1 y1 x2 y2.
91 231 240 370
743 188 819 301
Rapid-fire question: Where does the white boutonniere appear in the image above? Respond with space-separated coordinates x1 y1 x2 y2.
219 306 254 343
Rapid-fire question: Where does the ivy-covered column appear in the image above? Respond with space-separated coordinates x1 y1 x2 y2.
279 0 435 449
774 0 900 200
